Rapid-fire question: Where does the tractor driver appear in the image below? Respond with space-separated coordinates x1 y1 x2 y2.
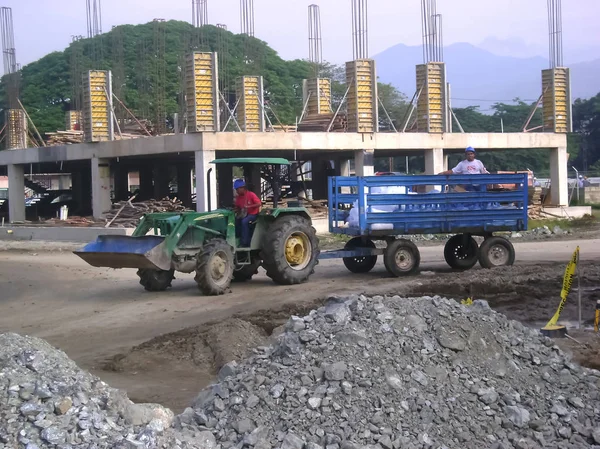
438 146 489 191
234 179 262 247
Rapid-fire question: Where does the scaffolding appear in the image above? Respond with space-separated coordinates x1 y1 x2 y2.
346 60 378 133
236 76 264 132
82 70 114 142
185 52 220 132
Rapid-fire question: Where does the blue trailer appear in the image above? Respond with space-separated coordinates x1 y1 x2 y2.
320 174 528 276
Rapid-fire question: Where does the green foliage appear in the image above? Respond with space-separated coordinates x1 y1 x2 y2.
0 21 315 135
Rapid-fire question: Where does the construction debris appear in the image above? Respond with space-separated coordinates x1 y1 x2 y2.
298 113 347 132
45 130 84 145
178 294 600 449
103 198 188 228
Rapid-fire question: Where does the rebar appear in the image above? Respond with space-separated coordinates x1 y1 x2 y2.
153 19 167 134
547 0 563 68
86 0 102 38
216 24 231 125
421 0 443 63
1 7 17 75
351 0 368 60
192 0 208 27
308 5 323 75
240 0 255 37
111 26 126 126
70 35 84 113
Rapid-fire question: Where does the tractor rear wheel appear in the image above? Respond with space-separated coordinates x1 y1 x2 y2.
233 256 262 282
444 234 479 270
137 269 175 292
261 215 319 285
195 239 234 295
343 237 377 273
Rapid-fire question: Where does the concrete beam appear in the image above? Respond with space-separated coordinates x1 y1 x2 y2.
195 150 217 212
7 164 25 223
424 149 446 175
91 157 112 220
0 132 568 166
550 146 569 206
355 150 375 177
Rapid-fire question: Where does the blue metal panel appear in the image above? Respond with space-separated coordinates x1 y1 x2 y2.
328 174 528 237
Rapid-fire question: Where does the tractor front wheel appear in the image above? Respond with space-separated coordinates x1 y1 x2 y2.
195 239 234 295
261 215 320 285
137 269 175 292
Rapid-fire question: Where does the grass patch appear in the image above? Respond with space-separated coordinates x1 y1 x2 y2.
529 214 598 230
318 233 351 250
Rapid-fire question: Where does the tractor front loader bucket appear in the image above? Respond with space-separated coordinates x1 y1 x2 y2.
74 235 172 271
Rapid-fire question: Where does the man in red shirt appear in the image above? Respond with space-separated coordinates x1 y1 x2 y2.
233 179 262 247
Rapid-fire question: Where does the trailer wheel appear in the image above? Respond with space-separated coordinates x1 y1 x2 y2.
261 215 320 285
479 236 515 269
343 237 377 273
137 269 174 292
383 239 420 277
233 256 262 282
444 234 479 270
195 239 234 295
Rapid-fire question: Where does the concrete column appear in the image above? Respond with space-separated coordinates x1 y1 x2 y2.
550 146 569 206
216 165 233 208
138 165 153 200
7 164 25 223
195 150 217 212
153 164 171 200
354 150 375 177
113 165 129 201
424 148 445 175
339 159 351 177
91 157 112 220
176 164 193 208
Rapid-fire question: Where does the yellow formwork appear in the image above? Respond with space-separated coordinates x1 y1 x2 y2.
83 70 113 142
542 68 572 133
346 60 378 133
236 76 264 132
5 109 27 149
416 63 446 133
186 52 219 132
65 110 82 131
303 78 332 116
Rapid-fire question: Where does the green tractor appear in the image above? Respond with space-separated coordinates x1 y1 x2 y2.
75 159 320 295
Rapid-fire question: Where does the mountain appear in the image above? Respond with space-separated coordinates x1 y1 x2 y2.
373 42 600 111
0 21 313 136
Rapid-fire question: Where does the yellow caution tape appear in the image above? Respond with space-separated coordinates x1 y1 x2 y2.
544 246 579 329
461 297 473 306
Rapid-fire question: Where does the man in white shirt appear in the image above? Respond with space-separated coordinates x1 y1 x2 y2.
438 147 489 191
439 147 489 175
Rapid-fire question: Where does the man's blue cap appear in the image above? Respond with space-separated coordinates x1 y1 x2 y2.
465 146 476 153
233 179 246 189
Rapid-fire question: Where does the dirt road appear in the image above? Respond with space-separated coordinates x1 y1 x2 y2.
1 238 600 411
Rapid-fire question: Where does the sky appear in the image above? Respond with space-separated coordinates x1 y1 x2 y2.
2 0 600 67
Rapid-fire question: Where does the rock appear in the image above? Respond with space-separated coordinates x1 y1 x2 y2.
197 430 217 449
505 406 531 428
324 303 352 325
270 384 285 398
287 316 306 332
437 330 466 351
55 397 73 415
323 362 347 381
233 418 255 434
567 396 584 408
41 427 67 445
592 427 600 444
308 397 322 410
122 402 174 428
246 394 260 408
478 388 499 405
410 370 428 386
550 402 568 416
553 226 564 235
281 432 305 449
218 361 239 380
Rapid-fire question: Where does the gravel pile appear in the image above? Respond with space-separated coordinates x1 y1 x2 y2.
0 333 176 449
179 295 600 449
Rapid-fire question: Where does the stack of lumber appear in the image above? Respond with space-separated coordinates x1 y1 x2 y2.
45 131 84 145
298 113 347 132
283 198 328 220
527 187 543 220
103 197 188 228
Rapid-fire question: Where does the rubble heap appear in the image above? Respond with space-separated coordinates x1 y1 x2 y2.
180 295 600 449
0 333 175 449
